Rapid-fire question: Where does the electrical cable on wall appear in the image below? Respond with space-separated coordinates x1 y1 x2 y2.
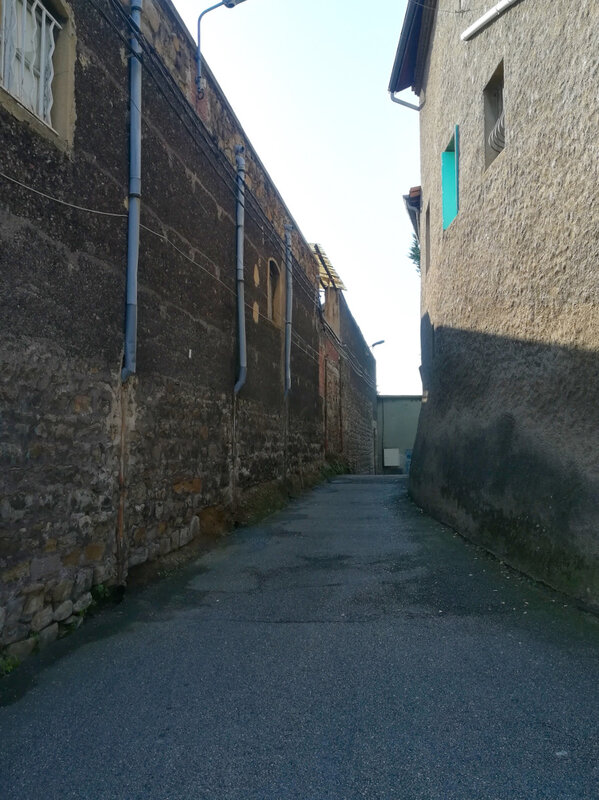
94 0 321 311
2 2 373 391
0 169 329 375
0 166 373 388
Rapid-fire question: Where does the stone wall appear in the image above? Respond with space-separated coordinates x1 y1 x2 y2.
321 289 376 474
410 1 599 601
0 0 347 659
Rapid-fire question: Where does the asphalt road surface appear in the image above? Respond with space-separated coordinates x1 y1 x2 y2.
2 475 599 799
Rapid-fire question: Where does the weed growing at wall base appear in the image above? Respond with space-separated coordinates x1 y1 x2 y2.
0 654 20 677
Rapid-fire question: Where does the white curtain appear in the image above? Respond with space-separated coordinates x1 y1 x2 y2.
1 0 56 123
17 0 41 114
1 0 18 92
41 9 55 123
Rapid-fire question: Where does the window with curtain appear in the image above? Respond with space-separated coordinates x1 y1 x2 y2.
0 0 61 125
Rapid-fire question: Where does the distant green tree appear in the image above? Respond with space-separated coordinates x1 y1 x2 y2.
408 233 420 274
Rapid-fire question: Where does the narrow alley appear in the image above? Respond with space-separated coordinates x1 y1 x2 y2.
2 476 599 799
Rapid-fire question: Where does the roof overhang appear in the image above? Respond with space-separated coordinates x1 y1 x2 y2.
389 0 438 96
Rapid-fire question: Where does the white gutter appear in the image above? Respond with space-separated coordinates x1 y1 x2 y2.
461 0 521 42
389 91 421 112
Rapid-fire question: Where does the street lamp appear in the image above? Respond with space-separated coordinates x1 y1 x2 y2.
370 340 385 348
196 0 248 99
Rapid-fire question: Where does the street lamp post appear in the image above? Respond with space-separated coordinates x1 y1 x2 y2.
196 0 248 98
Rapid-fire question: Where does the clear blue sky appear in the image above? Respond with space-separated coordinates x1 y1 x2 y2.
174 0 421 395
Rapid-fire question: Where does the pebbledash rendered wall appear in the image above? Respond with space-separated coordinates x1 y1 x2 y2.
0 0 373 659
406 1 599 601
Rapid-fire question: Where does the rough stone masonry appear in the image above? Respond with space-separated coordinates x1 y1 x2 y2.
0 0 376 661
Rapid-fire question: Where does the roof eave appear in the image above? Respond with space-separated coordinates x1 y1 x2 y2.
388 0 422 94
403 187 422 240
388 0 437 96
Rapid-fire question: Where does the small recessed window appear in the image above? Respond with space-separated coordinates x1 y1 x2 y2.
0 0 76 144
484 61 505 168
442 126 459 230
1 0 61 124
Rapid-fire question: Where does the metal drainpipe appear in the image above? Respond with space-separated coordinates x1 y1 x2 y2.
284 224 293 396
122 0 143 382
234 145 247 394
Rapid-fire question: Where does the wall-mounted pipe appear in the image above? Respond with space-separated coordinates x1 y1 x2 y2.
234 145 247 394
122 0 143 382
284 224 293 397
461 0 522 41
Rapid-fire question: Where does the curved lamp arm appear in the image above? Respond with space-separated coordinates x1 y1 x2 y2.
196 0 248 98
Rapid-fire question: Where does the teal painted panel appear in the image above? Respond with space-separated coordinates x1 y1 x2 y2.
442 150 457 229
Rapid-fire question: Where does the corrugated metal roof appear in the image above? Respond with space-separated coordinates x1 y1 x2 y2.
310 244 347 291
